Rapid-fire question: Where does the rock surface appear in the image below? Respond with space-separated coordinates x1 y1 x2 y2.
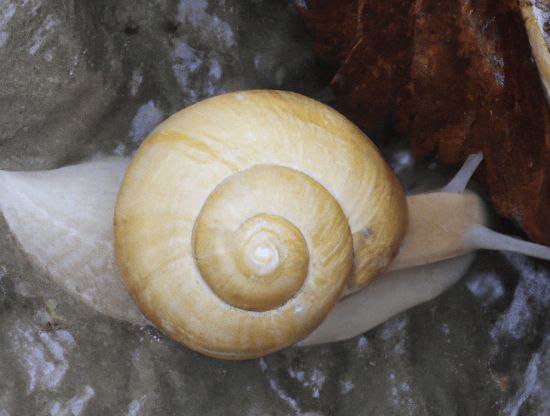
1 0 550 414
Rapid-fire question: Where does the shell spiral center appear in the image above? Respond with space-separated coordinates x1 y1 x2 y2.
193 165 316 312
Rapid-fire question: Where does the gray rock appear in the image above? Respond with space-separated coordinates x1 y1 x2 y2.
1 0 550 415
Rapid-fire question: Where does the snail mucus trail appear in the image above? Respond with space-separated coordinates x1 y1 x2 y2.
0 90 549 360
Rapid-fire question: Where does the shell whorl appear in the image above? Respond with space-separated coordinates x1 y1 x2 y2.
193 164 353 313
114 90 408 359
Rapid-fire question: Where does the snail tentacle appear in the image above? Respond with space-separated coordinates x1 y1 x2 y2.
461 224 550 261
442 152 484 194
387 151 550 273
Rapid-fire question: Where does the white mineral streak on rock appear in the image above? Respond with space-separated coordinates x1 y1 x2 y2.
380 316 407 340
127 347 159 414
377 317 418 411
8 320 75 392
0 0 16 48
387 371 416 410
176 0 234 47
209 58 222 80
48 385 95 416
340 379 354 394
130 69 143 96
308 369 326 398
490 253 550 340
390 149 413 175
28 14 58 55
466 271 505 305
170 0 232 100
495 254 550 414
129 101 162 144
126 398 143 416
171 39 203 96
0 158 149 325
0 31 8 48
114 144 126 156
379 316 408 356
176 0 208 26
0 1 16 30
356 336 369 356
288 367 305 382
259 358 308 415
502 332 550 415
288 366 327 398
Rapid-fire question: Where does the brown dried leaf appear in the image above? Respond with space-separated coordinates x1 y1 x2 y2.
299 0 550 246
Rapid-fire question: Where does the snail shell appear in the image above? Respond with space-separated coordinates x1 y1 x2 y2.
114 90 408 360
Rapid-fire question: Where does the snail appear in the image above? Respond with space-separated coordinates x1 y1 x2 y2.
1 90 549 360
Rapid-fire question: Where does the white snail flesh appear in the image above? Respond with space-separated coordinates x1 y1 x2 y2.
0 157 147 325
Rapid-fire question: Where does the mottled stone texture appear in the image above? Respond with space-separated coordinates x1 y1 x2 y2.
0 0 325 171
300 0 550 247
1 0 550 414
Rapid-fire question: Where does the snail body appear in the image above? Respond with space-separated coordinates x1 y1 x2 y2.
1 90 550 360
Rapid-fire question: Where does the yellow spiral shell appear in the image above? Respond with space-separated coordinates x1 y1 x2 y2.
114 90 408 359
